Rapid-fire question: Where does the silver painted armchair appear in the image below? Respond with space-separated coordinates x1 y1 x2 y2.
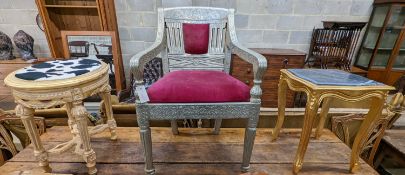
130 7 267 174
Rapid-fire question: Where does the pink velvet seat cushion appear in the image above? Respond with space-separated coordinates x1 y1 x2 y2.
147 70 250 103
183 23 209 54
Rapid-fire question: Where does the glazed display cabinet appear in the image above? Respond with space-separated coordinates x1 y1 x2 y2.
354 0 405 85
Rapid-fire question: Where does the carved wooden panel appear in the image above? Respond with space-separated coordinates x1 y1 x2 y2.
168 55 225 71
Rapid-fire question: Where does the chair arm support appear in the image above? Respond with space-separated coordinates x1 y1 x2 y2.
129 41 166 103
230 43 267 81
129 41 166 83
231 43 267 103
227 9 267 103
129 8 166 104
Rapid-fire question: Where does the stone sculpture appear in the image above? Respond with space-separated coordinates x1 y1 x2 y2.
13 30 37 62
0 31 15 60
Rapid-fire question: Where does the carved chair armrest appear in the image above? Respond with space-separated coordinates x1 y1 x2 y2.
230 42 267 102
117 87 132 102
0 113 20 158
0 115 46 136
0 112 46 161
331 113 389 166
129 40 166 104
227 9 267 103
129 10 166 104
130 8 166 85
231 43 267 82
130 42 166 83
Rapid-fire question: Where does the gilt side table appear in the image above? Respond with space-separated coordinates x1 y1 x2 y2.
272 69 394 174
4 58 117 175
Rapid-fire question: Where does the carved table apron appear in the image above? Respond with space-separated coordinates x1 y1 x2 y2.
271 69 394 174
4 61 117 175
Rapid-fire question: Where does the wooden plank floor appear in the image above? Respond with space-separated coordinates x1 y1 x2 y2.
383 130 405 155
373 129 405 174
0 127 378 175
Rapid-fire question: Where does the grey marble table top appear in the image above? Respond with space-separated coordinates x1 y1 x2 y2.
287 69 385 86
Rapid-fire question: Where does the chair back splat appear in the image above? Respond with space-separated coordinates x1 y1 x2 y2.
162 7 231 73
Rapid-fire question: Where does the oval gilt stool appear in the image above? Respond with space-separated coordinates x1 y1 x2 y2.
4 58 117 175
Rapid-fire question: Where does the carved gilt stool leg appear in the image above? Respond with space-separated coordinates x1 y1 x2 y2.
350 97 385 173
15 104 51 173
272 77 288 141
293 93 321 174
100 85 117 140
315 97 332 139
213 119 222 135
71 102 97 175
65 103 78 137
138 117 155 175
170 120 179 135
241 115 259 172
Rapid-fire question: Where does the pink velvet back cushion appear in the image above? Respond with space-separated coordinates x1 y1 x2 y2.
147 70 250 103
182 23 210 54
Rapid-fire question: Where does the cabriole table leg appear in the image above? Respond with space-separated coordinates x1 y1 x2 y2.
272 77 288 141
350 96 385 173
15 104 52 173
315 97 332 139
293 93 321 174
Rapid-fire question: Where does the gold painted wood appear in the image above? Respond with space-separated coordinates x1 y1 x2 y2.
4 63 117 175
0 127 378 175
272 69 394 174
331 113 389 167
316 97 331 139
331 92 405 167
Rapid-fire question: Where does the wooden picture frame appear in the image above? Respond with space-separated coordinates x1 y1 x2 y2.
61 30 125 93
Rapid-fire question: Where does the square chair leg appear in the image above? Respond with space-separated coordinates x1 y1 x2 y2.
138 118 155 175
241 116 259 172
170 120 179 135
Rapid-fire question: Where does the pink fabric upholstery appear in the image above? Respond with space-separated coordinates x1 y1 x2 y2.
147 70 250 103
183 23 209 54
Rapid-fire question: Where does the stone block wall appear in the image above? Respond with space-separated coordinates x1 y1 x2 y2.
0 0 374 84
0 0 50 58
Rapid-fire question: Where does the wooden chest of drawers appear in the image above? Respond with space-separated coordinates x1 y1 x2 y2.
231 48 306 108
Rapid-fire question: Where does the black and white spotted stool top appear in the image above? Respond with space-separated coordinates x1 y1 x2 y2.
15 58 102 81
